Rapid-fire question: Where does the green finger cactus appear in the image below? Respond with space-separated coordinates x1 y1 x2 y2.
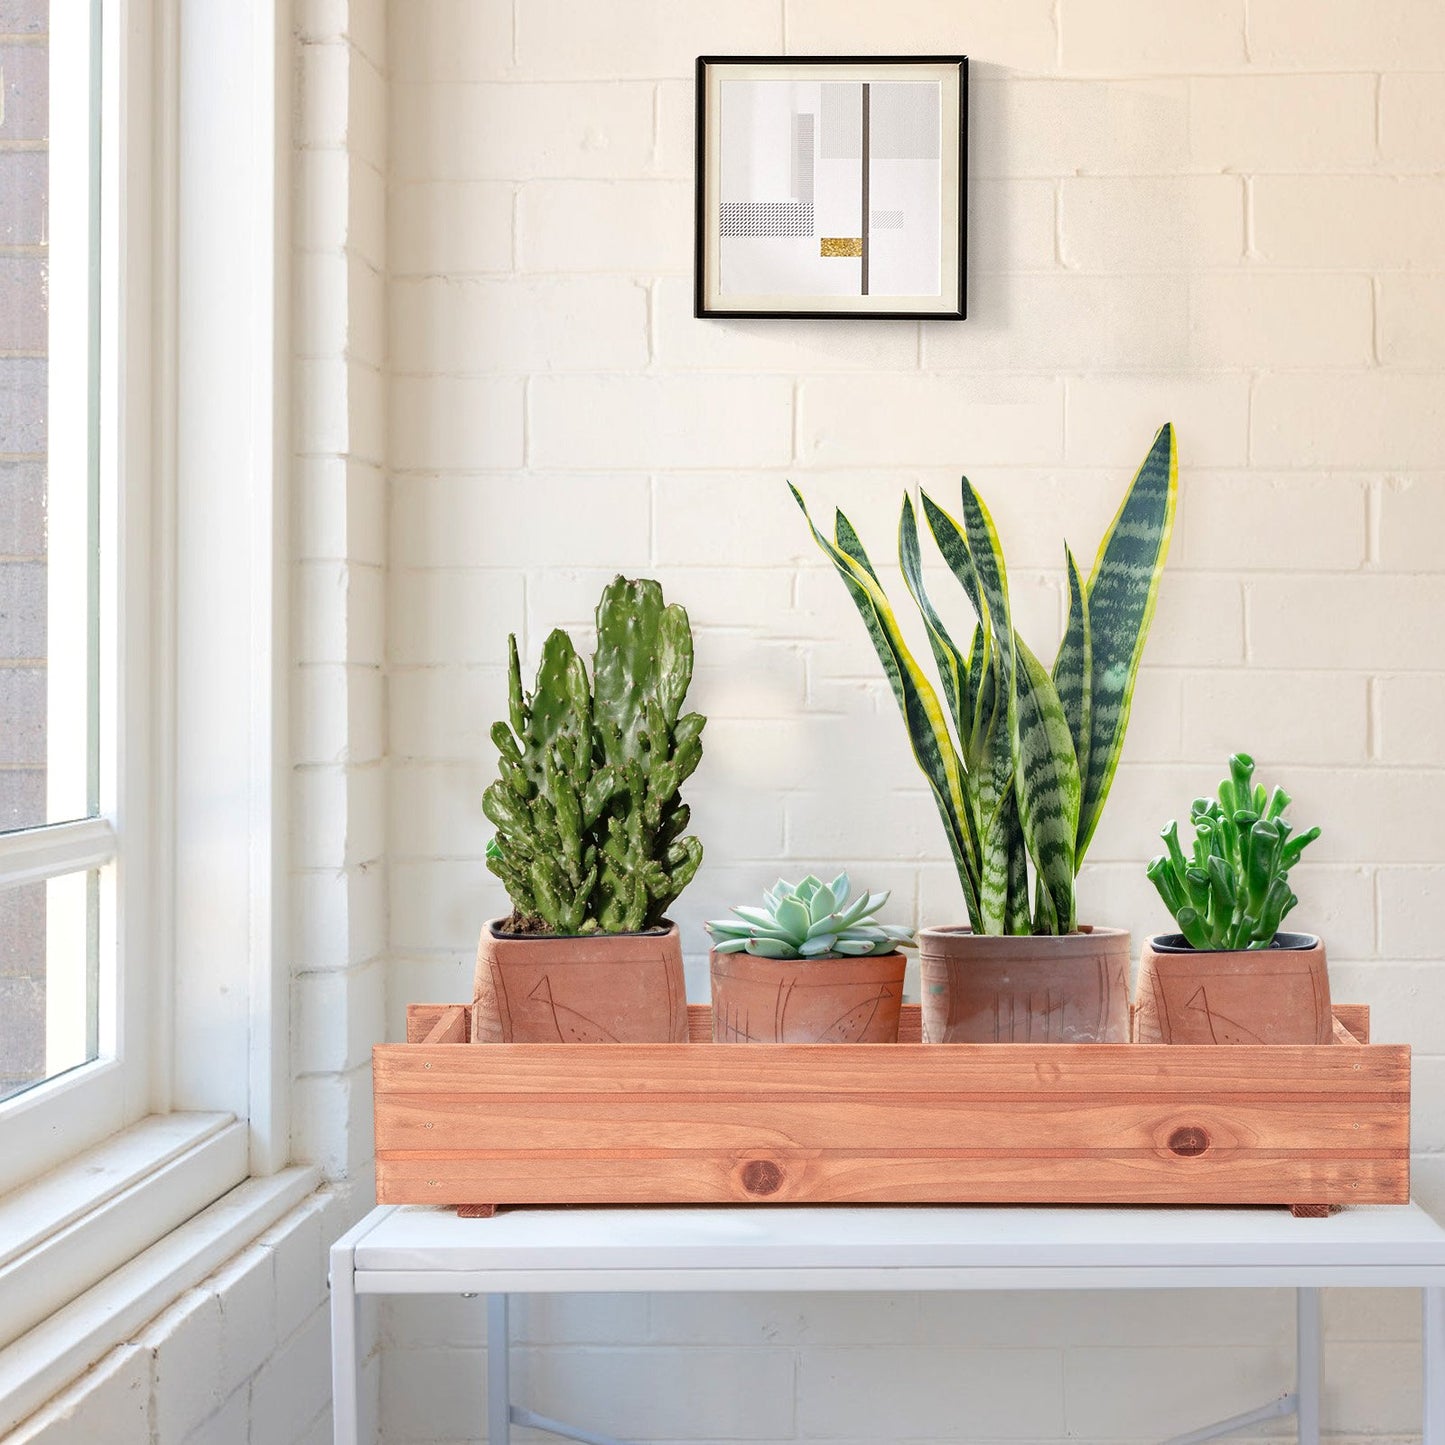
483 576 706 935
1145 752 1321 951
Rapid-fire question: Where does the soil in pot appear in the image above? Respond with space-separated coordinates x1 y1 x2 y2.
709 950 907 1043
472 918 688 1044
919 925 1130 1043
1134 931 1331 1045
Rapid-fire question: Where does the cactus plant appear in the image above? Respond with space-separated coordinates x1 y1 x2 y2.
483 576 705 935
792 424 1177 937
706 874 916 959
1145 752 1321 951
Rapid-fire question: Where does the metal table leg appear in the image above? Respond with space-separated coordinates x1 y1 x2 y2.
486 1291 634 1445
489 1295 511 1445
1163 1392 1296 1445
508 1406 637 1445
1426 1288 1445 1445
1296 1287 1322 1445
329 1237 360 1445
1163 1288 1320 1445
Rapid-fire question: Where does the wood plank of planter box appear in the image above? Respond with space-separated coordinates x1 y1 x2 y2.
376 1003 1409 1214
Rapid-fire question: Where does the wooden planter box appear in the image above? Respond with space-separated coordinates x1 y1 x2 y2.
373 1003 1409 1217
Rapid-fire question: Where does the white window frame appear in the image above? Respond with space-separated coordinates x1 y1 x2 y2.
0 0 310 1424
0 0 152 1196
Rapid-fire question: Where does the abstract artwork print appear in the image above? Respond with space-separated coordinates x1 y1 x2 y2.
720 79 939 298
696 58 966 318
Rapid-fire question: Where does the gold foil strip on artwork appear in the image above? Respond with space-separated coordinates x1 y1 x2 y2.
819 237 864 257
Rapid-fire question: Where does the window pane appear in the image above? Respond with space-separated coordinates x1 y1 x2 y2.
0 868 98 1103
0 0 97 833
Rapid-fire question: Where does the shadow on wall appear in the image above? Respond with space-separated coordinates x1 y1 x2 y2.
964 61 1197 372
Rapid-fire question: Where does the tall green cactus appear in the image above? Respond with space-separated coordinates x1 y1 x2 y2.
483 576 705 935
793 424 1177 937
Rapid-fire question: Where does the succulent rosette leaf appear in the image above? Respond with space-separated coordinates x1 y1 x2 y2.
707 874 916 959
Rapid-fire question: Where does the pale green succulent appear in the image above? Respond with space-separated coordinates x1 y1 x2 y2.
706 874 917 960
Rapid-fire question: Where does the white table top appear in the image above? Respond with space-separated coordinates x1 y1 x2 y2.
342 1202 1445 1294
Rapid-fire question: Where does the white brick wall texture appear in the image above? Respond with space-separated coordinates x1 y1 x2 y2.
9 1193 351 1445
292 0 390 1234
287 12 388 1435
380 0 1445 1442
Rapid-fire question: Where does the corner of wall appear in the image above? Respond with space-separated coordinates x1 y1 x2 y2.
289 0 389 1222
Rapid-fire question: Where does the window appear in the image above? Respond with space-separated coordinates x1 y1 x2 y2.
0 0 278 1196
0 0 126 1156
0 5 307 1412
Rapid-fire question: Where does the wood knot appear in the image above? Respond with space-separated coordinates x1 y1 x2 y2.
741 1159 784 1196
1168 1125 1211 1157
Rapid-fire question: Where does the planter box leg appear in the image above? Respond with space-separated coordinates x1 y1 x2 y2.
1291 1204 1332 1218
458 1204 497 1218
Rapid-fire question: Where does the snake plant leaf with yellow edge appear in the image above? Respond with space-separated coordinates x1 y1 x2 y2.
792 425 1175 935
1075 421 1178 861
898 496 971 751
919 493 996 766
789 484 983 926
1052 546 1093 805
956 480 1081 935
977 724 1025 932
932 492 1012 931
1012 638 1081 933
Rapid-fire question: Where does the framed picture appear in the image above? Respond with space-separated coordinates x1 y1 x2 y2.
694 55 968 320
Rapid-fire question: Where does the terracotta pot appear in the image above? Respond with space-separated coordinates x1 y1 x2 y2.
472 919 687 1044
919 925 1130 1043
709 949 907 1043
1135 931 1331 1045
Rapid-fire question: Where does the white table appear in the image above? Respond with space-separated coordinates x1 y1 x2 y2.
331 1202 1445 1445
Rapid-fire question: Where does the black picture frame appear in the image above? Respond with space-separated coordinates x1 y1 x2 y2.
694 54 968 320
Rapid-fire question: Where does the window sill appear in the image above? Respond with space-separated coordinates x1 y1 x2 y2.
0 1113 247 1348
0 1114 319 1434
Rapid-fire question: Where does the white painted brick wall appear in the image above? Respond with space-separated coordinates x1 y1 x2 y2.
11 1194 348 1445
290 0 390 1252
380 0 1445 1442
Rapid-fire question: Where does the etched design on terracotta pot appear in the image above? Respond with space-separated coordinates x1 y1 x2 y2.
525 975 621 1044
1135 932 1331 1046
919 925 1130 1044
810 984 896 1043
472 919 688 1044
709 951 906 1044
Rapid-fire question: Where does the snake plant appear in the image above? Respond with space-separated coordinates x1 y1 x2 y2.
793 424 1177 937
1146 752 1321 950
483 576 705 934
707 874 916 959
